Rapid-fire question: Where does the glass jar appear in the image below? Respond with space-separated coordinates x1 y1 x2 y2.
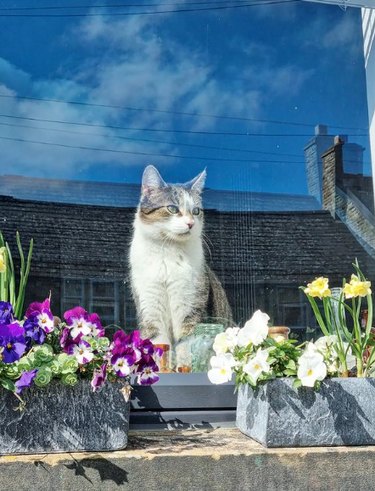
190 323 224 373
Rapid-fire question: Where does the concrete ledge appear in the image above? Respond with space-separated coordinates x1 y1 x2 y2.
2 429 375 490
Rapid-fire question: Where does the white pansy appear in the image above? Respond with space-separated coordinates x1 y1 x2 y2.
224 327 240 349
305 341 319 354
242 348 270 384
213 327 240 354
207 353 235 384
70 317 91 339
72 343 94 365
237 310 270 347
314 335 338 353
213 332 230 354
314 336 356 374
297 349 327 387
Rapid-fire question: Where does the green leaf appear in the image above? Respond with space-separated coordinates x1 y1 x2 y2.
286 360 296 370
293 379 302 389
1 377 16 392
283 369 297 376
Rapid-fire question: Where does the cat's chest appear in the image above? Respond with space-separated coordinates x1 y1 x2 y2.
131 238 203 285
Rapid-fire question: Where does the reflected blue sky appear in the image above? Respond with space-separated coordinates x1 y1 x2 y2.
0 1 371 194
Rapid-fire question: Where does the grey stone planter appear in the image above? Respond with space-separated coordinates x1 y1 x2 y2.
236 378 375 447
0 379 130 455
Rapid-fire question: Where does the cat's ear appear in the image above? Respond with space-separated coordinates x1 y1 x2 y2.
141 165 167 193
185 169 206 193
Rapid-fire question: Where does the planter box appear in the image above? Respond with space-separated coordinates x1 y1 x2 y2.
236 378 375 447
0 380 130 455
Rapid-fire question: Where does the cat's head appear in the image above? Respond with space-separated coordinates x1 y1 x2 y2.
136 165 206 242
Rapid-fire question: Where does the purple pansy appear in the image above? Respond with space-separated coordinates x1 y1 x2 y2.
0 302 14 325
25 298 51 318
64 306 103 340
137 358 160 385
111 351 136 377
0 322 27 363
25 298 54 334
15 369 38 394
23 317 46 346
91 363 107 392
67 340 94 364
139 338 159 356
59 327 71 349
111 330 142 361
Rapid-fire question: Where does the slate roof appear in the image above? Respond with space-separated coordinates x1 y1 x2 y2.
0 174 320 212
1 195 374 286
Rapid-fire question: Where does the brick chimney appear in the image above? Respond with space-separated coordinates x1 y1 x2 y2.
321 136 344 217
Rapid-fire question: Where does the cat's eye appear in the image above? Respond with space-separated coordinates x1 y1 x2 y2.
192 207 200 216
167 205 179 214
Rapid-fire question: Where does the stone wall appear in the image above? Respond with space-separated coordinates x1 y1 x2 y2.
321 137 375 260
322 137 343 217
336 189 375 259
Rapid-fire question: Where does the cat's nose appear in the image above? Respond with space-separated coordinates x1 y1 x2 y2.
186 219 194 229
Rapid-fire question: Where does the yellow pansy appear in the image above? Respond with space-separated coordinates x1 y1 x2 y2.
304 277 331 298
0 247 6 273
344 274 371 299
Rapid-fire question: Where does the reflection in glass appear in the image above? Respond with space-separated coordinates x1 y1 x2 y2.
0 2 374 372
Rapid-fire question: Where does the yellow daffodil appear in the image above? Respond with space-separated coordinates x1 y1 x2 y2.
344 274 371 299
0 247 6 273
304 277 331 298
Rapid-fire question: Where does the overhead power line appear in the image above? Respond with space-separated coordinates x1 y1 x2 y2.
0 133 306 163
0 1 265 11
0 93 367 131
0 0 300 17
0 120 303 159
0 113 367 137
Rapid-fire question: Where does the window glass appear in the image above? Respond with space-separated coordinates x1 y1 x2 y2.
1 1 374 373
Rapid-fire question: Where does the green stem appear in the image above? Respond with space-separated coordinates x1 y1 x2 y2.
305 294 330 336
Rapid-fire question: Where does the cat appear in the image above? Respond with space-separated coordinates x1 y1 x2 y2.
129 165 232 363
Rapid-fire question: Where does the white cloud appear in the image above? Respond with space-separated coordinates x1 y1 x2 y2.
0 9 313 179
0 58 31 94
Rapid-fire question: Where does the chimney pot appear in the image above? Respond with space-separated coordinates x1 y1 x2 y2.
315 124 328 136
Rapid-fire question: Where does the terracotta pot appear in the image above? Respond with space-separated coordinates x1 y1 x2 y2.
268 326 290 341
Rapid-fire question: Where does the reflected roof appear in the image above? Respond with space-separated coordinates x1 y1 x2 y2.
1 194 374 284
0 175 320 212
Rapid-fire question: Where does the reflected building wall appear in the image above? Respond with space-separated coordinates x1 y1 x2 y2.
363 7 375 206
1 178 375 339
304 124 364 204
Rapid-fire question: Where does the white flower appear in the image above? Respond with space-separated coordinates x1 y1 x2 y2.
213 333 230 354
305 341 319 354
242 348 270 384
237 310 270 347
314 335 338 353
225 327 240 348
72 342 94 365
207 353 235 384
314 336 356 374
213 327 240 354
297 348 327 387
70 317 91 339
37 312 55 334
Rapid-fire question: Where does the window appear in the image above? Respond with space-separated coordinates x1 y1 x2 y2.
1 1 374 420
